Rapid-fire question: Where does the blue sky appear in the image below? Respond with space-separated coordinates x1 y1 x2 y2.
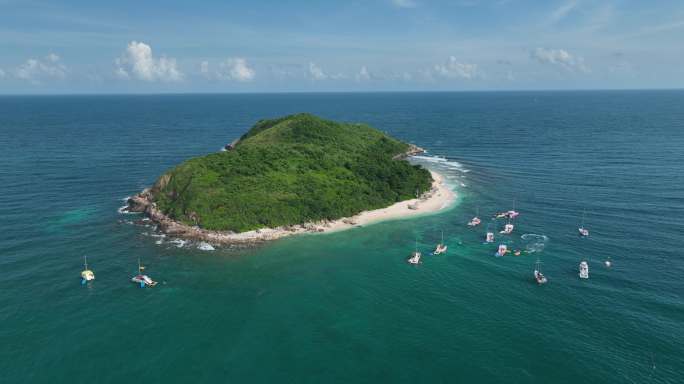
0 0 683 93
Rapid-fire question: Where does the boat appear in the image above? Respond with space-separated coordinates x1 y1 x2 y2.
578 209 589 237
508 199 519 218
605 257 612 268
432 230 447 255
496 201 519 219
486 231 495 243
468 207 482 226
500 219 514 234
495 244 508 257
534 259 547 284
579 260 589 279
407 238 421 264
131 258 158 287
80 255 95 284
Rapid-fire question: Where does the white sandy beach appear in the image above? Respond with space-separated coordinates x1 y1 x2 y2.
321 170 455 233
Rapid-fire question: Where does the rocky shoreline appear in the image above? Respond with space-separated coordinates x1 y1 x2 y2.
125 189 341 246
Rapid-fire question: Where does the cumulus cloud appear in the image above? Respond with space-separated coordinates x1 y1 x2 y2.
433 56 479 79
391 0 417 8
356 66 371 81
530 48 589 72
217 58 255 82
115 41 183 82
308 62 327 80
15 53 67 84
200 58 256 82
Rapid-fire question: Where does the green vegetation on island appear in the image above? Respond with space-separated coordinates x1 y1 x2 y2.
150 113 432 232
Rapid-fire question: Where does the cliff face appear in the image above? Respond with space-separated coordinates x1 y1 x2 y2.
139 113 432 233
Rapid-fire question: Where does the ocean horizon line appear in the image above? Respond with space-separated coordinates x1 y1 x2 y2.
1 88 684 98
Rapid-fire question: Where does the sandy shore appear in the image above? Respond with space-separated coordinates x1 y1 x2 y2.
125 169 455 246
322 170 454 233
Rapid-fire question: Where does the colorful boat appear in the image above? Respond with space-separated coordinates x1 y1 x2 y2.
132 258 157 287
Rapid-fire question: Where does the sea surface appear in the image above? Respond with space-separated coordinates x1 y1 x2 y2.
1 91 683 383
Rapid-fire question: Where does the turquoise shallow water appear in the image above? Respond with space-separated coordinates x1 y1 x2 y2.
1 92 683 383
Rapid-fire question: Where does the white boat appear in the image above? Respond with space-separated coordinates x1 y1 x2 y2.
495 244 508 257
486 231 495 243
468 207 481 226
500 221 514 234
605 257 612 268
578 209 589 237
408 238 422 264
132 258 157 287
80 255 95 284
534 259 547 284
579 260 589 279
433 231 447 255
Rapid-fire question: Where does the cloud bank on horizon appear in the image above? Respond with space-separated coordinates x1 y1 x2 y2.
0 0 682 93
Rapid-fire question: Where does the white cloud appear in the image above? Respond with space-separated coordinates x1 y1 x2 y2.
548 0 578 24
530 48 589 72
217 58 255 82
356 66 371 81
308 62 327 80
115 41 183 82
15 53 67 84
433 56 479 79
391 0 417 8
200 61 210 76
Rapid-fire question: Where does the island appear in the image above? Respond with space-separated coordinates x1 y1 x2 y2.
126 113 454 245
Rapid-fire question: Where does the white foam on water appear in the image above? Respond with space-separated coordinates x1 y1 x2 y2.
117 205 136 214
412 155 470 173
155 239 164 245
170 239 187 248
521 234 549 253
198 242 215 251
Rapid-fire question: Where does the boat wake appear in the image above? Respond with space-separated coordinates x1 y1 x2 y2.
521 234 549 253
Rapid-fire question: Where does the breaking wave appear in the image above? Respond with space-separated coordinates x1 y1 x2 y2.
411 155 470 173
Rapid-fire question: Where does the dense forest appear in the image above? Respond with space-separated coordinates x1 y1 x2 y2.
151 113 432 232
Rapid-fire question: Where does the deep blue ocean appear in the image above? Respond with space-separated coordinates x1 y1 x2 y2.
1 91 683 383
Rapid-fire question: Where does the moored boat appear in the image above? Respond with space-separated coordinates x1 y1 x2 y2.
578 209 589 237
468 207 481 226
495 244 508 257
80 255 95 284
432 230 447 255
579 260 589 279
132 258 157 287
408 238 421 264
534 259 547 284
500 220 514 234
